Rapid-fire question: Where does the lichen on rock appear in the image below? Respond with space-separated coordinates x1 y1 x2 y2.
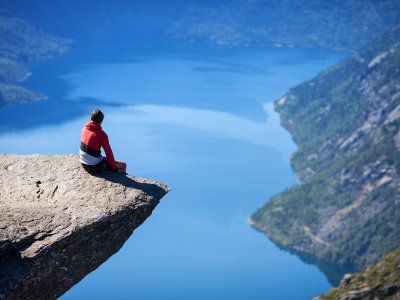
0 154 170 300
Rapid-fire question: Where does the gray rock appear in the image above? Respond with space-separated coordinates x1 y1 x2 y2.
0 154 170 300
340 274 354 287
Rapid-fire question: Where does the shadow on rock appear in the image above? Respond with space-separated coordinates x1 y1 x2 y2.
90 170 170 199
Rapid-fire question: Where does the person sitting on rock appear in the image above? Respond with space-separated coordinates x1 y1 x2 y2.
79 108 121 173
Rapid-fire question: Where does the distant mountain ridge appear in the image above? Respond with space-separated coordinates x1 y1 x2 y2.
250 23 400 277
3 0 400 51
169 0 400 51
1 0 182 44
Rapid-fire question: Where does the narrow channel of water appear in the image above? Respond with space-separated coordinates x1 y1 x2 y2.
0 42 347 300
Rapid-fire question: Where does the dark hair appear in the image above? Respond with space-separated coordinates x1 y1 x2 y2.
90 109 104 123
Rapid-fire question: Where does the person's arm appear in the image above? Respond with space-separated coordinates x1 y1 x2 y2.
100 131 118 171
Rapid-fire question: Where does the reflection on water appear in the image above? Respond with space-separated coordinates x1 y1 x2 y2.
110 103 294 159
266 235 356 286
0 43 347 299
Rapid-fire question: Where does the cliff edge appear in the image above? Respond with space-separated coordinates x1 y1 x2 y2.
0 154 170 300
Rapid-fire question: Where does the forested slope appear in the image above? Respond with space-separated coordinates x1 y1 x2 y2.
251 24 400 273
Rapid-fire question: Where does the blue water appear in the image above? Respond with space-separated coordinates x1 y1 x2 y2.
0 42 347 300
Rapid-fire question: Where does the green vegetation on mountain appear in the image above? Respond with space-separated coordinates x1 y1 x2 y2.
251 24 400 273
315 247 400 299
0 14 70 106
170 0 400 51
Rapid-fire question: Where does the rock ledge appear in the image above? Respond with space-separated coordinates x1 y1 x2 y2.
0 154 170 300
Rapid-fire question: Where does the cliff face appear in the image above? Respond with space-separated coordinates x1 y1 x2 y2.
0 154 170 300
250 24 400 275
314 247 400 300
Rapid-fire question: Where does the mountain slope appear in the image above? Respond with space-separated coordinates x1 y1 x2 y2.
250 24 400 274
314 247 400 300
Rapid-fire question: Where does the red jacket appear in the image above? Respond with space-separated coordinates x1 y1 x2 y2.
80 121 118 170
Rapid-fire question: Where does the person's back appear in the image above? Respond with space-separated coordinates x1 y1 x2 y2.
79 108 119 173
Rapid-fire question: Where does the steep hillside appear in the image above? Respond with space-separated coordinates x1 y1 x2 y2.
251 24 400 273
314 247 400 300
